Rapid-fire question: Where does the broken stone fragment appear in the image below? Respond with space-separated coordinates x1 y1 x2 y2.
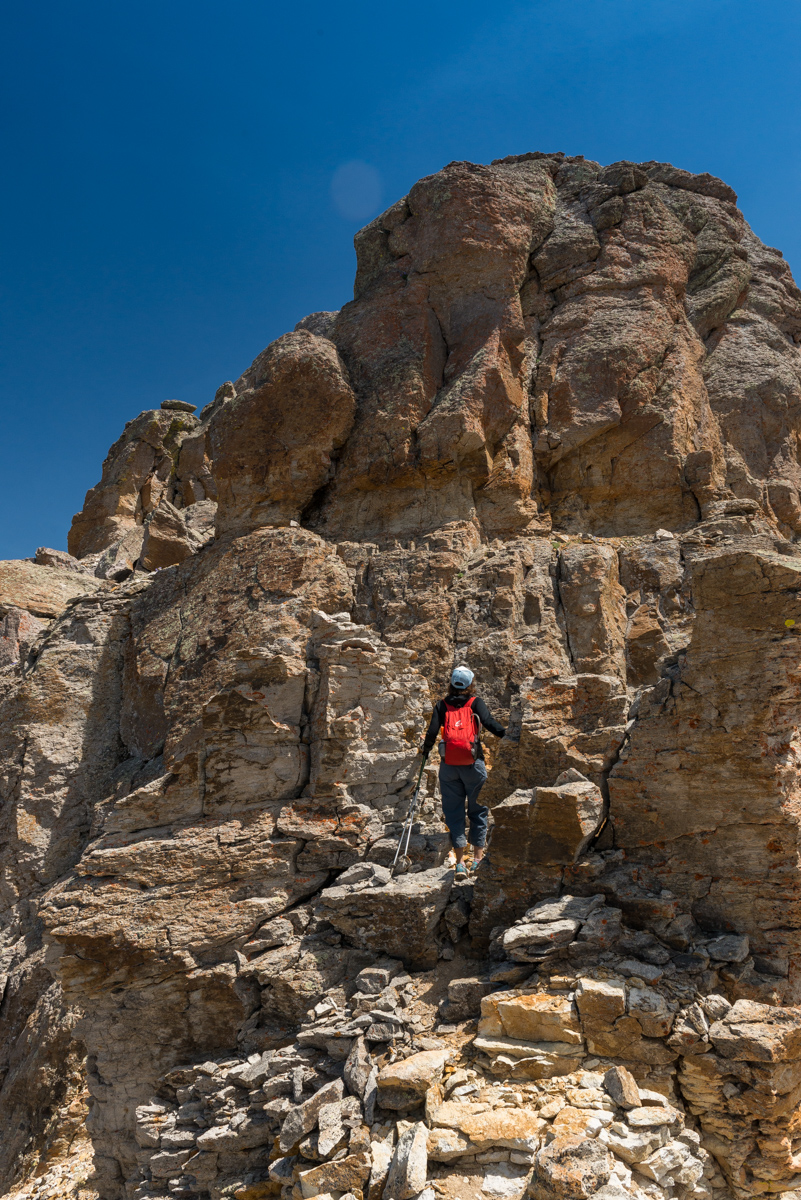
627 986 674 1037
530 1133 614 1200
278 1076 343 1152
501 918 580 960
297 1150 371 1199
383 1121 428 1200
472 1035 585 1079
226 1051 273 1088
704 932 750 962
376 1047 451 1110
354 959 403 994
316 1098 349 1157
637 1140 703 1185
316 867 453 969
709 998 801 1062
440 975 498 1022
481 992 583 1045
344 1036 372 1098
603 1065 640 1109
524 894 605 923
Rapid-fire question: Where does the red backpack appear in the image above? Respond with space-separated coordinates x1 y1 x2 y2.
442 698 480 765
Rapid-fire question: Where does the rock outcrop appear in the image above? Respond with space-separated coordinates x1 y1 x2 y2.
3 151 801 1200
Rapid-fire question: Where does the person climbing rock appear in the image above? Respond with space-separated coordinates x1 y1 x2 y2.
421 665 506 878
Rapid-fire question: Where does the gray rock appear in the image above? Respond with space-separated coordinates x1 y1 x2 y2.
502 918 580 960
344 1036 372 1098
337 861 392 888
226 1052 273 1088
523 893 605 923
317 868 453 969
363 1068 378 1125
366 1022 399 1042
440 976 497 1021
161 399 197 412
705 933 750 963
279 1076 344 1152
384 1121 428 1200
354 960 403 994
317 1099 347 1157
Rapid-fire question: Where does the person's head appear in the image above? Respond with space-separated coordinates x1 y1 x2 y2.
450 665 475 695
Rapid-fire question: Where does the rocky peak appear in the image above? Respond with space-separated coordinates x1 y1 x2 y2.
2 153 801 1200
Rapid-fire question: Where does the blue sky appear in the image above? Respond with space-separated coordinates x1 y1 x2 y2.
2 0 800 559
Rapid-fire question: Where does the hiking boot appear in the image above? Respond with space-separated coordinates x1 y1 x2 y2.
454 862 468 879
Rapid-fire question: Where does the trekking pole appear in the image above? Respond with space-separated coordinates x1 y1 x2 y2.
392 754 428 875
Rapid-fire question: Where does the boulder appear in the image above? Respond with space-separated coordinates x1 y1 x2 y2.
530 1134 614 1200
0 558 101 618
316 867 454 969
209 330 356 535
709 999 801 1062
377 1048 451 1110
297 1152 371 1199
479 991 582 1045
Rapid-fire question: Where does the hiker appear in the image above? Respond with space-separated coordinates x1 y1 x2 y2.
421 665 506 878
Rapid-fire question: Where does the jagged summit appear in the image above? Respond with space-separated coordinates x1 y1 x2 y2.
2 155 801 1200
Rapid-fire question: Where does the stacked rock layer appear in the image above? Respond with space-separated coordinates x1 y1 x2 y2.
2 152 801 1200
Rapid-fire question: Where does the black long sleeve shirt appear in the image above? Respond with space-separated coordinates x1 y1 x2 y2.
422 693 506 762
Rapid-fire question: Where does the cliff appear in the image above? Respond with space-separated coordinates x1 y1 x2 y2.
2 152 801 1200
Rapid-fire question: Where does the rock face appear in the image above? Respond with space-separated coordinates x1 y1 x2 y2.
3 151 801 1200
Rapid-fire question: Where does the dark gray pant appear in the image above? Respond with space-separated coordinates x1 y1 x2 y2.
439 761 489 848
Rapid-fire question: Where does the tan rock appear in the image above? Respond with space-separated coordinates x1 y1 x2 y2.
603 1065 640 1109
490 992 583 1045
430 1100 543 1150
625 601 670 686
68 406 201 558
298 1151 370 1199
559 543 627 680
575 978 627 1024
10 153 801 1200
473 1035 585 1078
377 1048 451 1110
710 999 801 1062
609 550 801 997
0 559 101 618
551 1106 609 1138
457 1106 544 1151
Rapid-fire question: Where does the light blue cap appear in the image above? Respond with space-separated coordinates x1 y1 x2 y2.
450 665 474 690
